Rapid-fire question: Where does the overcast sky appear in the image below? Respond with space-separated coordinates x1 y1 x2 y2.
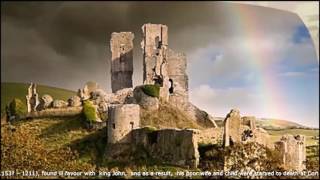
1 2 318 127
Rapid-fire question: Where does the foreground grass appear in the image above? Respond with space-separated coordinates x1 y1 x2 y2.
1 116 194 179
1 114 318 179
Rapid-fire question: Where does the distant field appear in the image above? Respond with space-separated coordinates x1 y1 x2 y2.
256 118 307 129
214 117 308 130
1 82 76 113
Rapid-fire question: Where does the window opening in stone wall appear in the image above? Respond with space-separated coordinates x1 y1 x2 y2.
169 79 174 94
120 45 125 63
113 123 115 129
130 122 134 130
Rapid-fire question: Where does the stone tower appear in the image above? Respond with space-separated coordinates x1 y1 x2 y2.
141 23 170 100
107 104 140 144
167 48 189 104
110 32 134 93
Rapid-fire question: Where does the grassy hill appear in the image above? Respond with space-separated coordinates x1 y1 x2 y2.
256 118 308 130
1 115 318 178
214 117 308 129
1 82 76 113
1 83 318 178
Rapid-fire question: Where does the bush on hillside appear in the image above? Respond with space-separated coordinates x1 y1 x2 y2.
83 100 98 123
9 98 27 119
142 84 160 98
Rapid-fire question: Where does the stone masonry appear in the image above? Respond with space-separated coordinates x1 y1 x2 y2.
242 116 256 130
107 104 140 144
26 83 39 113
223 109 271 148
141 23 170 101
224 109 242 147
110 32 134 93
167 48 189 103
37 94 53 110
131 128 199 168
275 134 306 171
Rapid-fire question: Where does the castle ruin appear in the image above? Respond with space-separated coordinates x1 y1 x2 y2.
275 134 306 171
223 109 272 148
107 104 140 144
141 23 189 104
141 24 170 101
19 23 307 171
110 32 134 93
26 83 39 113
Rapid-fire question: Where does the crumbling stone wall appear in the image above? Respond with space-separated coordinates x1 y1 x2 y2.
242 116 256 130
223 109 271 148
197 128 223 145
26 83 39 113
224 109 242 147
167 48 189 103
107 104 140 144
27 107 83 119
275 134 306 171
110 32 134 93
37 94 53 110
78 82 99 100
141 23 170 101
68 95 81 107
131 127 199 168
52 100 68 108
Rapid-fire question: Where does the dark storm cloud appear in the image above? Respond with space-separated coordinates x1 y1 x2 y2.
1 1 297 91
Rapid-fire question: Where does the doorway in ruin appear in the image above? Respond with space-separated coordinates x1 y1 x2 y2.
169 79 174 94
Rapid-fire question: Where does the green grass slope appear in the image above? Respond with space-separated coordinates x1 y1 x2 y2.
268 128 319 146
1 82 76 113
1 116 195 178
257 118 307 130
214 117 307 129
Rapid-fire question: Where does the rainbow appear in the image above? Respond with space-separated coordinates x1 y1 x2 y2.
222 3 292 121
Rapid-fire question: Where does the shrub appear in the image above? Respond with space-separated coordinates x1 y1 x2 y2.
82 100 98 123
142 84 160 98
143 126 158 133
9 98 27 119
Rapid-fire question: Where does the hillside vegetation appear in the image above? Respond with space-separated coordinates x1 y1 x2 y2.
141 101 206 130
214 117 307 130
1 83 318 178
1 116 194 178
257 118 307 129
1 82 76 113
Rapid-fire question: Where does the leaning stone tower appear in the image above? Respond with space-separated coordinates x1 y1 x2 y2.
110 32 134 93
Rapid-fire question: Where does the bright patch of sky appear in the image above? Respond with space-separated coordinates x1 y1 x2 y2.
189 21 319 128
